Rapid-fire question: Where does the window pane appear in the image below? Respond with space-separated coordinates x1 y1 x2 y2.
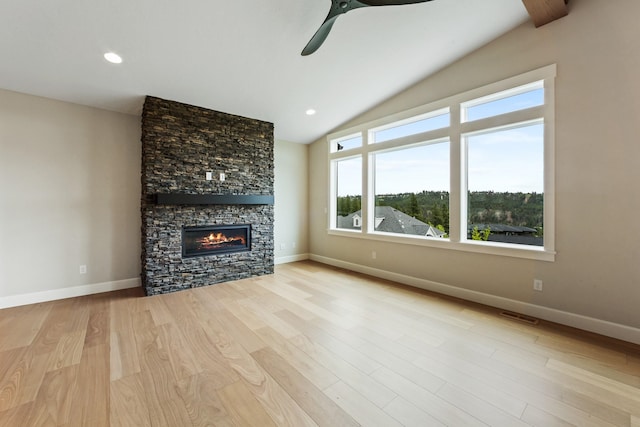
372 113 449 143
463 86 543 122
372 142 449 237
331 134 362 153
335 157 362 230
466 123 544 246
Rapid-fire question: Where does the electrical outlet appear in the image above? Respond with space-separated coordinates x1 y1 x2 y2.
533 279 543 291
79 265 87 274
280 243 286 250
219 172 226 182
372 251 377 259
292 242 296 249
205 171 213 181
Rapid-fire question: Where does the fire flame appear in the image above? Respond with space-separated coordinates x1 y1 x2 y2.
197 232 246 247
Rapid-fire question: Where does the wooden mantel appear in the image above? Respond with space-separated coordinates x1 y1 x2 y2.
521 0 569 28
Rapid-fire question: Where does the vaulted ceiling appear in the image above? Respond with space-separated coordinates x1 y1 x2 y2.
0 0 567 143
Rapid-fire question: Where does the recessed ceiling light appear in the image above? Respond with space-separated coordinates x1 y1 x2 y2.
104 52 123 64
306 109 316 116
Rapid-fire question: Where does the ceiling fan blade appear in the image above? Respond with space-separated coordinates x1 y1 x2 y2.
301 0 433 55
360 0 432 5
301 14 340 56
302 0 372 55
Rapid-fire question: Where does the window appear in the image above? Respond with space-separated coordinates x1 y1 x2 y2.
465 122 544 246
331 133 362 153
371 110 449 143
461 82 544 122
333 156 361 230
372 141 450 238
328 65 555 261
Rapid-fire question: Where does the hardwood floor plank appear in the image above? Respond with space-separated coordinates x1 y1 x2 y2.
175 372 235 427
110 373 152 427
536 332 628 366
109 291 141 381
255 326 339 390
325 380 403 427
132 310 194 426
252 346 359 427
289 333 398 408
436 383 530 426
0 261 639 426
547 358 640 402
176 321 241 387
69 343 110 427
47 329 86 371
252 291 317 321
84 297 109 348
383 396 447 427
420 342 620 426
276 309 383 375
0 347 50 412
521 404 575 427
215 308 267 353
0 347 28 411
158 322 201 381
370 366 487 426
218 297 269 331
217 380 279 427
412 354 527 418
30 299 77 356
0 402 33 426
201 314 318 427
486 345 633 425
239 297 302 339
0 303 52 351
27 364 79 426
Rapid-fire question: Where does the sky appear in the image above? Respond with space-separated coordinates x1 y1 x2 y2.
336 87 545 196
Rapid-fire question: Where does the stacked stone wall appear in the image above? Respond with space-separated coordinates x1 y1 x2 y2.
141 96 274 295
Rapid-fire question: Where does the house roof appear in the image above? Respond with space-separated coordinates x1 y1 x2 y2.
338 206 445 238
468 224 537 234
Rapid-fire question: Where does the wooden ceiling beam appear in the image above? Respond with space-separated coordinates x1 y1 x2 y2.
521 0 569 28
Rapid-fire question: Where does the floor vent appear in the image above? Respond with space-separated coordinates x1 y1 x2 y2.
499 311 539 325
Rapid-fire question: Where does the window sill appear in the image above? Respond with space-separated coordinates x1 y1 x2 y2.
327 229 555 262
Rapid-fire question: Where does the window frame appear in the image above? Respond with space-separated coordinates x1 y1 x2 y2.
327 65 556 262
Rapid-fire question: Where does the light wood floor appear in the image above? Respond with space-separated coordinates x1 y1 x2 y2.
1 261 639 426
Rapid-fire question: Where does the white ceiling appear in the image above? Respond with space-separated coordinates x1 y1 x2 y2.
0 0 530 143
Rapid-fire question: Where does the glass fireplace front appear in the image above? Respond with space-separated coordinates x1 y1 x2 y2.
182 224 251 258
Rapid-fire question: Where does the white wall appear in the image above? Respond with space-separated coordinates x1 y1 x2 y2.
274 139 309 263
0 89 141 304
308 0 640 341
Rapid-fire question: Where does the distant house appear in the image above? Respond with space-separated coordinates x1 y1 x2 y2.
467 223 542 246
338 206 446 238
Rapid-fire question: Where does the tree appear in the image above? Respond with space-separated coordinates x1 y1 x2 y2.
349 196 361 214
408 193 420 218
471 225 491 241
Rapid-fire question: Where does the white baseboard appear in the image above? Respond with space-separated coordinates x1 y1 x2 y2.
309 254 640 345
0 277 140 309
275 253 310 265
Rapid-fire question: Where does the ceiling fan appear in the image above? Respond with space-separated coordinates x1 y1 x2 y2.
302 0 434 56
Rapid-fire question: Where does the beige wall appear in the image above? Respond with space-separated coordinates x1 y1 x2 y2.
0 91 310 301
0 89 141 298
274 139 309 262
309 0 640 330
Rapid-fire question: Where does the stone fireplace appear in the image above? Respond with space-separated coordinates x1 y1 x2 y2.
140 96 274 296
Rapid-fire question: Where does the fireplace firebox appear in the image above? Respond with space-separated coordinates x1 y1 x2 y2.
182 224 251 258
